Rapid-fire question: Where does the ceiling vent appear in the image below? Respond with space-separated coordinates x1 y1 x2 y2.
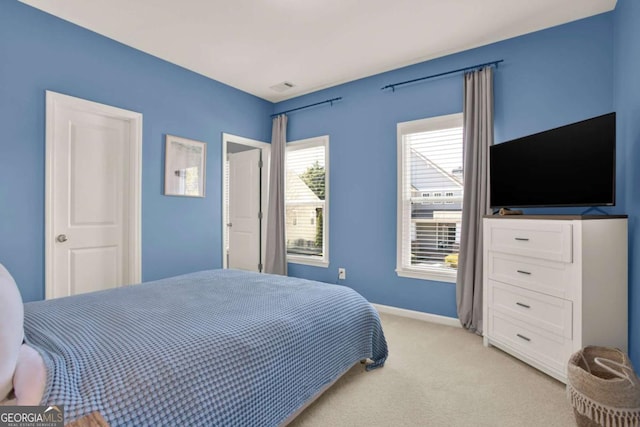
269 81 296 93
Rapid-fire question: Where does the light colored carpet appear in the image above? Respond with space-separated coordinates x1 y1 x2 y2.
289 312 576 427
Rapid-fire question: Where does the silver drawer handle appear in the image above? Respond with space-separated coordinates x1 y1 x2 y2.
514 237 529 241
516 333 531 342
516 302 531 309
516 270 531 275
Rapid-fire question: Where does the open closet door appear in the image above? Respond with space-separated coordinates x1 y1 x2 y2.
228 148 262 272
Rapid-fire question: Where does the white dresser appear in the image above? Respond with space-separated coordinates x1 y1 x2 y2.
482 215 628 383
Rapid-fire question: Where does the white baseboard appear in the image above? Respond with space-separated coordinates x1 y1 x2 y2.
372 303 461 328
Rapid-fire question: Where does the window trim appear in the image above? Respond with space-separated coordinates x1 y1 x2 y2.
396 113 463 283
285 135 329 268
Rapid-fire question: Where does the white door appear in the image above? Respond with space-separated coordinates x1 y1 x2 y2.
228 149 262 272
46 91 142 299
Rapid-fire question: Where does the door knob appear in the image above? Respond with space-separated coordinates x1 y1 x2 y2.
56 234 68 243
227 223 232 227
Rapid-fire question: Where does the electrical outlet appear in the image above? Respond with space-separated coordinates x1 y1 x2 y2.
338 268 346 280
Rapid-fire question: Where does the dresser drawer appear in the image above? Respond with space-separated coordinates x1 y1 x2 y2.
486 252 573 298
487 309 570 375
487 280 573 338
485 219 572 263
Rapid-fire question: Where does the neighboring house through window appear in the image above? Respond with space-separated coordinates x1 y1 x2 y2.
285 136 329 267
397 113 463 282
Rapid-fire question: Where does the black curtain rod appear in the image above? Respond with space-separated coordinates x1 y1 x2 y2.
271 97 342 117
381 60 504 92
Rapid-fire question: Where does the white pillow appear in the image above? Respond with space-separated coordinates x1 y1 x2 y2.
13 344 46 405
0 263 24 401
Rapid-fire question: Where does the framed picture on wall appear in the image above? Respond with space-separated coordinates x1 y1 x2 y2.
164 135 207 197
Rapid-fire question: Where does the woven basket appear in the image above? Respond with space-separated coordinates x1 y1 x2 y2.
567 346 640 427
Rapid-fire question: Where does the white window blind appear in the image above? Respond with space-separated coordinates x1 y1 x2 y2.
286 136 329 266
397 114 463 282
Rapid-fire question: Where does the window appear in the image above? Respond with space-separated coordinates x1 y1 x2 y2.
397 113 463 282
445 191 454 205
285 136 329 267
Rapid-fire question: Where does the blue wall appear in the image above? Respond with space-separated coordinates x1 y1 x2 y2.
0 1 272 302
277 13 615 319
614 0 640 370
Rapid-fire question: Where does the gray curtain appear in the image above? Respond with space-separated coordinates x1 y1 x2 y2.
265 114 288 275
456 67 494 333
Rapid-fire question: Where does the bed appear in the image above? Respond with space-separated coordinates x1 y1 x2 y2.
1 266 388 426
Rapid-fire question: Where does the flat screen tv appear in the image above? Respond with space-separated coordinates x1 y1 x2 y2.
489 112 616 209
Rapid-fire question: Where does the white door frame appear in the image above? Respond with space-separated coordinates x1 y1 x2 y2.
45 91 143 299
222 133 270 270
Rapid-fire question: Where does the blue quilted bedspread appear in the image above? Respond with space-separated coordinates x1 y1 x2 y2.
23 269 388 426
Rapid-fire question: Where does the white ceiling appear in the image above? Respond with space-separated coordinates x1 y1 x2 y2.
19 0 617 102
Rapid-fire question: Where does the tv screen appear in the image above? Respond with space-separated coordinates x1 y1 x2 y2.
489 112 616 208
